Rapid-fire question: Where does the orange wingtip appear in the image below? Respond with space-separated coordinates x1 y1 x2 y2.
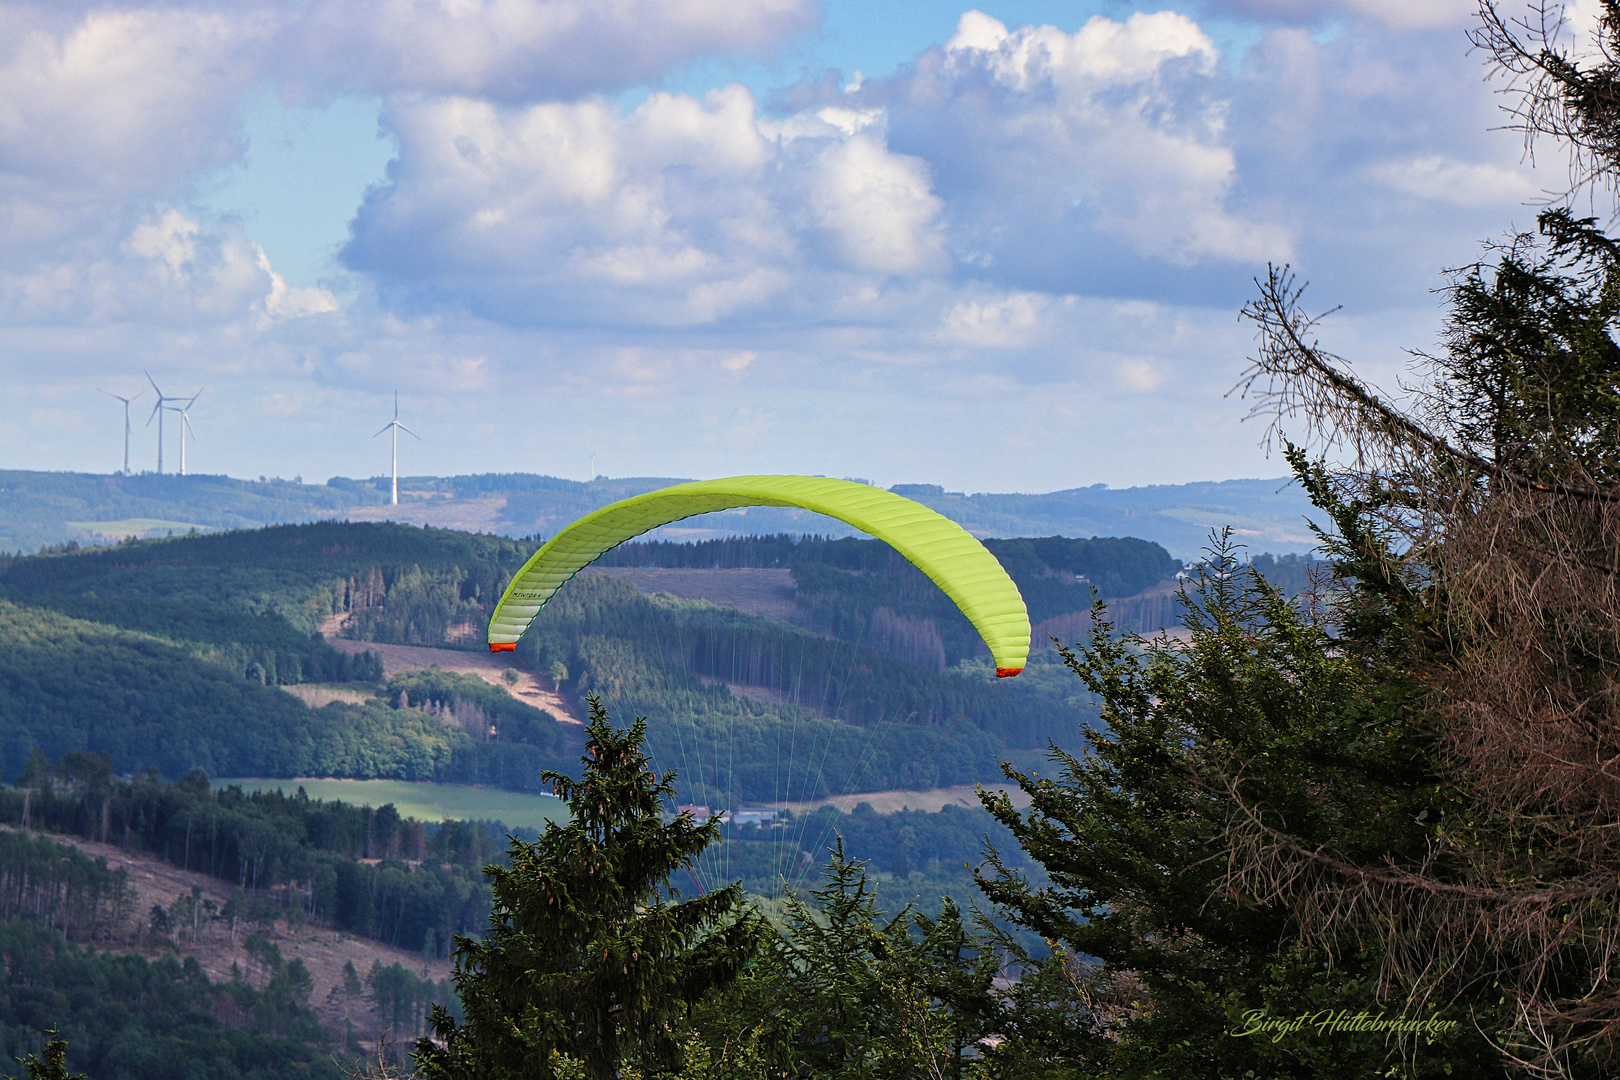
489 642 517 653
995 666 1023 678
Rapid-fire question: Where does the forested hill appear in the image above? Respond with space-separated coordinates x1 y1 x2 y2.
0 520 1129 805
0 520 1325 806
0 523 574 786
0 468 1317 558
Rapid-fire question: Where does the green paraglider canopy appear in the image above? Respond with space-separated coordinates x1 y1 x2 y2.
487 475 1030 676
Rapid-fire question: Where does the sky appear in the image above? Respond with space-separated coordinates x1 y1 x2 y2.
0 0 1603 493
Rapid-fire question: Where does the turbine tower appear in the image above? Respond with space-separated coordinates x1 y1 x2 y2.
165 390 201 476
373 392 418 505
98 387 145 474
145 373 200 475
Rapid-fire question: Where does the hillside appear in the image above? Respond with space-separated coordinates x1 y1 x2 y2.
0 521 1137 806
2 823 453 1043
0 468 1319 559
0 519 1328 811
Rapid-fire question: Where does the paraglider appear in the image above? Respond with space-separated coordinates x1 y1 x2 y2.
487 475 1030 676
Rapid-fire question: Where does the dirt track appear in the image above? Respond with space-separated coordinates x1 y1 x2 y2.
321 633 583 726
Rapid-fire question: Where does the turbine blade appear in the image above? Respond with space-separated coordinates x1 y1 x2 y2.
373 422 394 437
145 371 162 397
396 423 420 439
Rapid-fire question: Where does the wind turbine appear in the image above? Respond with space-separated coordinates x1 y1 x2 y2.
373 392 418 505
165 390 201 476
98 387 145 474
144 372 200 475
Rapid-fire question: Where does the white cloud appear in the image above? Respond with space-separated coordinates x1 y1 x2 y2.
946 9 1219 88
810 136 946 275
344 85 952 323
1370 155 1540 208
1206 0 1475 31
258 247 340 322
282 0 818 100
940 293 1046 347
879 10 1293 281
0 1 1589 495
0 7 266 262
1116 358 1164 392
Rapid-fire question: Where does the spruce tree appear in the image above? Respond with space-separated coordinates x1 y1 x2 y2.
413 696 761 1080
975 532 1507 1078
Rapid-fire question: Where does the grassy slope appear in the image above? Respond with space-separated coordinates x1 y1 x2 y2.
225 777 570 830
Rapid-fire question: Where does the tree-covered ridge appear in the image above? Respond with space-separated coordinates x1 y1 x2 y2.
1 520 536 634
0 520 1123 807
2 591 385 685
7 755 510 958
0 828 134 942
519 575 1092 804
596 534 1182 664
0 596 572 788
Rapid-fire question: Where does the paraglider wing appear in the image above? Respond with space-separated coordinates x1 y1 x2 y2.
487 475 1030 676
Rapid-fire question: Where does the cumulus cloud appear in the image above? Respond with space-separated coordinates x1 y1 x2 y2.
809 135 946 275
344 8 1309 325
939 293 1046 348
280 0 818 101
343 85 950 324
0 6 267 261
0 0 1590 491
1369 155 1540 208
0 208 335 329
867 10 1293 297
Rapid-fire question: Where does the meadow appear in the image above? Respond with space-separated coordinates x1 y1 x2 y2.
222 776 569 830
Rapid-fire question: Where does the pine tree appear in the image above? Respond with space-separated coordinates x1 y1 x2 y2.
413 695 761 1080
5 1030 86 1080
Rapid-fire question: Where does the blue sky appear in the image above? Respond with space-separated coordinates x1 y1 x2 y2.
0 0 1589 492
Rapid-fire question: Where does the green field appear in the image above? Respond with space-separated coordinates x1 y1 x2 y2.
65 518 209 539
221 777 570 829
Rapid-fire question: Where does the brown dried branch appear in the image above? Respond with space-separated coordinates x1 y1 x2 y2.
1234 266 1620 503
1210 482 1620 1077
1472 0 1620 206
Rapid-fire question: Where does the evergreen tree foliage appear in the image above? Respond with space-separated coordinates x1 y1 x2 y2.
5 1030 84 1080
414 696 762 1080
975 532 1506 1078
684 841 1005 1080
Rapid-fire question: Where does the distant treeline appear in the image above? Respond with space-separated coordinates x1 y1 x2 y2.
3 750 1036 959
1 519 535 634
596 533 1181 666
690 800 1043 918
0 828 134 941
6 752 509 957
597 532 1181 598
